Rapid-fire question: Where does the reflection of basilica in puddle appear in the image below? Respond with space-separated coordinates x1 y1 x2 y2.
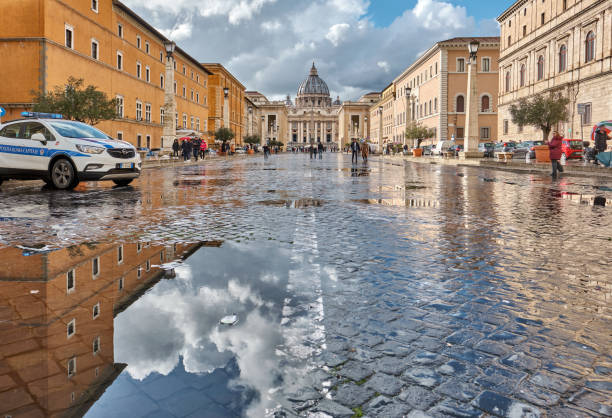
0 241 199 417
354 197 439 208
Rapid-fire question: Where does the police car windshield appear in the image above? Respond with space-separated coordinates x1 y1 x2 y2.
47 121 109 139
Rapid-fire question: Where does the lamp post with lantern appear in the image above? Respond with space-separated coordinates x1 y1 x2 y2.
223 86 230 131
461 39 484 158
161 40 176 151
378 105 383 152
404 86 413 148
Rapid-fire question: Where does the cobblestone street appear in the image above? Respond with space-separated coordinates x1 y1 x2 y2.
1 154 611 417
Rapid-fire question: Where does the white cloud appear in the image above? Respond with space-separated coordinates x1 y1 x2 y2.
326 23 350 47
124 0 499 100
161 20 193 41
377 61 390 73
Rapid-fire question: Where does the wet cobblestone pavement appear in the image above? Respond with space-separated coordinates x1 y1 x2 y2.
0 154 611 417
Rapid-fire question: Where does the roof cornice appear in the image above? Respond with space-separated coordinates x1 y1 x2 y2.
497 0 529 22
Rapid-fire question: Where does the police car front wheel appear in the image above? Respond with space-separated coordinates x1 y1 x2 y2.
51 159 78 190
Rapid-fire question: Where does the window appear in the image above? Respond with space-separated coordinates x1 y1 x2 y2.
457 58 465 72
506 71 511 91
196 75 200 83
137 242 142 252
137 266 142 279
160 74 164 89
91 0 98 12
482 58 490 72
145 104 151 122
196 92 199 103
435 62 438 74
190 116 194 129
92 257 100 278
145 41 150 54
196 118 200 131
520 64 526 87
67 269 75 293
93 336 100 354
65 25 74 49
117 132 123 140
481 95 490 112
583 103 592 124
456 127 464 139
173 82 177 94
136 36 141 49
117 23 123 38
117 51 123 70
67 357 76 378
508 19 511 27
190 90 194 100
117 245 123 264
93 303 100 319
91 39 99 60
146 259 151 272
456 95 465 113
585 31 595 62
67 319 75 338
136 62 141 79
503 119 509 134
541 13 545 25
160 108 165 124
537 55 544 80
434 97 438 112
182 85 186 98
481 127 490 139
137 134 142 148
160 51 163 62
559 45 567 72
523 25 527 37
118 277 124 291
563 0 567 10
191 71 194 80
136 101 142 121
182 114 187 129
182 65 186 75
173 61 177 70
507 35 511 47
116 95 124 117
175 112 178 128
145 66 150 82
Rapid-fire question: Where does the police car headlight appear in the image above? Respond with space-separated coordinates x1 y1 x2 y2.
76 144 105 154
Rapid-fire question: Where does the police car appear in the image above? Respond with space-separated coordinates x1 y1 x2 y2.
0 112 141 189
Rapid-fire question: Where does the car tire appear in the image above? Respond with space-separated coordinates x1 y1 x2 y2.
51 158 78 190
113 179 133 187
0 178 3 187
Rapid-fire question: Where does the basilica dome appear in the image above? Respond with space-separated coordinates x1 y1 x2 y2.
297 63 330 96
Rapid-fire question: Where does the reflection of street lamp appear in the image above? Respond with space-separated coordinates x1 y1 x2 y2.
161 40 177 151
463 39 482 158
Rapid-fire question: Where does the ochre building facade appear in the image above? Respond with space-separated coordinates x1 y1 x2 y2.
0 0 211 149
497 0 612 145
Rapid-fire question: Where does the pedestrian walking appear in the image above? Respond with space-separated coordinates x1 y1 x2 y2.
594 128 609 165
192 138 200 162
172 139 180 158
181 139 192 161
350 138 361 164
318 142 323 159
361 141 369 162
309 145 314 159
200 140 208 159
547 131 564 179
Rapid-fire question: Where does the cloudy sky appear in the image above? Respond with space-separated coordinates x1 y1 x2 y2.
123 0 512 101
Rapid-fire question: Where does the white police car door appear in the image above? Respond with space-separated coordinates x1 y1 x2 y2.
0 122 28 170
17 122 54 170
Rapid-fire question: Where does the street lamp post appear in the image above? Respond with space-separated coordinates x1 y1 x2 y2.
223 86 230 132
404 86 412 148
261 115 265 146
378 105 383 152
248 106 252 136
461 40 484 158
161 40 176 151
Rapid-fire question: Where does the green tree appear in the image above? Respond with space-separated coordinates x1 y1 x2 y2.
31 77 117 126
509 89 570 141
214 127 235 143
268 139 284 148
405 121 435 148
243 134 261 146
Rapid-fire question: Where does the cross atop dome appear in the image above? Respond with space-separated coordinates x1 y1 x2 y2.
310 62 318 76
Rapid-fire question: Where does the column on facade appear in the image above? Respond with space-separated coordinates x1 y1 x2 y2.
332 122 336 149
306 120 310 143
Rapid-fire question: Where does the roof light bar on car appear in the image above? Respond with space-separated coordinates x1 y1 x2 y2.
21 112 64 119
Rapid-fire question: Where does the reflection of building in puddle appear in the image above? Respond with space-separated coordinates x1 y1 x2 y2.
560 192 611 206
356 197 439 208
0 241 199 417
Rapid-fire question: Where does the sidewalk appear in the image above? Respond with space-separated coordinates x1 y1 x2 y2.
141 153 256 169
376 154 612 178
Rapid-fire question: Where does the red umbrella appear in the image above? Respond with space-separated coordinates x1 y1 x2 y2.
179 136 192 141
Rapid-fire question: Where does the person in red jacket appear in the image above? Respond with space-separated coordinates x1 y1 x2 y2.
547 131 564 179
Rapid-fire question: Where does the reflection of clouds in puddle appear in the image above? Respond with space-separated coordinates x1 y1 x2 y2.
210 310 282 418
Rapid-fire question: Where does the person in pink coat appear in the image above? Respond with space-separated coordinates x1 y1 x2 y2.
547 131 564 179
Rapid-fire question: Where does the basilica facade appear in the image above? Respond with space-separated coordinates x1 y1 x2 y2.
245 63 373 150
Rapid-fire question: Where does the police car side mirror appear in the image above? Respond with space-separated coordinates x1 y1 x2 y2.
31 133 47 143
